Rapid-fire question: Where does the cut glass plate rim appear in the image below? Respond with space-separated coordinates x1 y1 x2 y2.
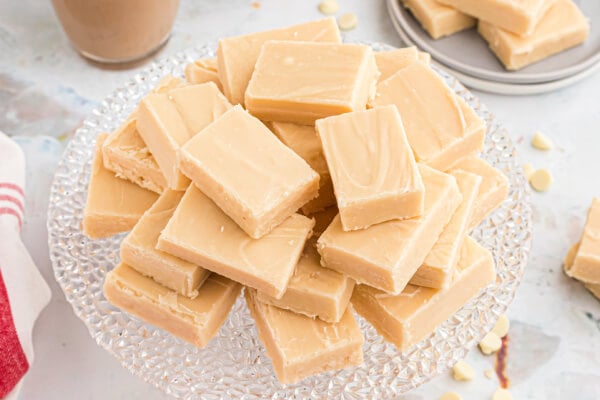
47 41 532 399
387 0 600 85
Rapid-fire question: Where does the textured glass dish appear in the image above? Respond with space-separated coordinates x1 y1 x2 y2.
48 42 532 399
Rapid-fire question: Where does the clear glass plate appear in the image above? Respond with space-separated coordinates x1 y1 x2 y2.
47 42 532 399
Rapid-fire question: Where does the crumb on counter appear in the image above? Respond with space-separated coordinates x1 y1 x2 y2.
491 314 510 338
531 131 554 150
529 168 553 192
338 13 358 31
479 332 502 355
318 0 339 15
452 360 475 381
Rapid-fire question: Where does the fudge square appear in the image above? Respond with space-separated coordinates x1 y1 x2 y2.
245 288 363 384
83 133 158 239
157 185 314 299
316 105 424 231
245 41 380 125
255 243 355 323
104 263 241 348
478 0 589 71
352 236 495 351
317 165 462 295
178 105 319 239
217 17 341 106
372 62 485 171
437 0 557 36
566 198 600 284
401 0 475 40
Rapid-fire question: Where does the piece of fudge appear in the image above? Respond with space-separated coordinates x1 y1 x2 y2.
402 0 476 39
245 41 379 125
245 288 363 384
157 185 314 299
478 0 589 71
372 62 485 171
317 165 462 294
83 133 158 239
352 236 495 351
316 105 424 230
178 105 319 239
104 264 241 348
217 17 341 106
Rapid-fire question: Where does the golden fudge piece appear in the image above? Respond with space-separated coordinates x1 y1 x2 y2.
83 133 158 239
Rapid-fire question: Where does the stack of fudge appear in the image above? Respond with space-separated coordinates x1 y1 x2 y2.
402 0 589 70
82 17 510 384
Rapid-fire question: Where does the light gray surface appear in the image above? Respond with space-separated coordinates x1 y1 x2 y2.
389 0 600 84
0 0 599 399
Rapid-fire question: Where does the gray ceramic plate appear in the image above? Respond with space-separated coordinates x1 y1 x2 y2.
388 0 600 84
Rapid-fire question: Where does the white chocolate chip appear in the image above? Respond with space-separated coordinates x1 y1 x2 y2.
523 163 534 180
439 392 462 400
529 168 553 192
318 0 339 15
452 359 475 381
485 369 494 379
338 13 358 31
492 314 510 338
531 131 553 150
492 388 513 400
479 332 502 355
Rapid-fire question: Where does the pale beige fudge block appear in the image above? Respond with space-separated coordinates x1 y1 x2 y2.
565 198 600 284
564 242 600 300
256 245 355 323
401 0 476 39
245 41 380 125
268 122 336 214
179 105 319 239
102 118 167 194
121 190 210 298
411 170 482 289
372 63 485 171
316 105 424 231
352 236 495 351
375 47 431 82
83 134 158 239
104 264 241 348
157 185 314 299
438 0 557 36
317 165 462 294
478 0 589 71
217 17 341 106
184 58 222 90
563 242 600 300
245 288 363 384
452 156 509 229
102 76 183 193
137 83 231 190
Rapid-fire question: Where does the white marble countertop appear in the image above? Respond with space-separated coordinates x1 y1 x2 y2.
1 1 599 399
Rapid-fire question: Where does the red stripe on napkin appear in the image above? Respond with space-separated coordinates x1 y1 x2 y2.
0 208 22 230
0 183 24 197
0 194 24 213
0 269 30 398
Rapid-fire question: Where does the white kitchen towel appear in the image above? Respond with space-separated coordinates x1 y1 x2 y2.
0 131 51 400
